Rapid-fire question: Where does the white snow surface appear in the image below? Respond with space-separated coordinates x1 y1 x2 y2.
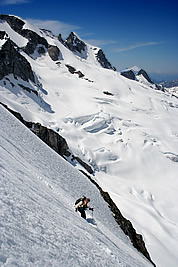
166 86 178 98
1 17 178 266
0 105 152 266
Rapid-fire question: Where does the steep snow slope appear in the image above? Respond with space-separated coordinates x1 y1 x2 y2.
1 16 178 266
0 105 152 266
0 20 28 47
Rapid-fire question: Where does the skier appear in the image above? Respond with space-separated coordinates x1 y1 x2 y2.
75 197 93 219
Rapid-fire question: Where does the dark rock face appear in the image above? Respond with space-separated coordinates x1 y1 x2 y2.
121 70 136 80
75 70 85 78
1 103 94 174
0 14 61 82
65 32 115 71
48 45 61 61
96 49 116 71
58 34 64 44
0 14 49 57
138 69 153 84
0 103 70 157
0 39 35 82
21 29 48 55
65 65 85 78
71 156 93 174
80 170 156 266
0 31 7 39
65 64 76 74
65 32 87 57
0 14 24 33
32 123 70 157
103 91 114 96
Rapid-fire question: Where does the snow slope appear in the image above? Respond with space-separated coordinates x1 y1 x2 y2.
1 16 178 266
0 105 152 266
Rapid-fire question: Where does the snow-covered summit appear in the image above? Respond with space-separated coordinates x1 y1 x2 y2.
65 31 88 59
64 31 115 70
120 65 155 86
121 66 141 74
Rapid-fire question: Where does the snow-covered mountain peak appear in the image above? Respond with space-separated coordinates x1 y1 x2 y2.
131 65 141 73
64 31 115 70
64 31 88 59
121 66 141 74
120 65 155 86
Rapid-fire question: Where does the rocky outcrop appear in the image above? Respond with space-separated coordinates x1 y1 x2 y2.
0 30 7 39
65 32 115 71
0 14 48 55
71 156 93 174
96 49 116 71
58 34 64 44
138 69 153 84
80 170 156 266
65 64 76 74
48 45 61 61
0 103 70 157
65 32 87 58
121 70 136 80
31 123 70 157
103 91 114 96
0 103 94 175
0 14 58 59
65 65 85 78
21 29 48 55
0 39 35 82
0 14 25 33
0 14 63 83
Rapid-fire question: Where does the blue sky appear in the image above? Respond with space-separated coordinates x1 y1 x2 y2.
1 0 178 81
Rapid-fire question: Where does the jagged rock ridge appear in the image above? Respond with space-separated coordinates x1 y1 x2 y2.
0 14 115 85
121 69 136 80
96 49 116 70
65 32 87 59
0 38 35 82
0 103 94 174
0 14 62 73
121 67 153 83
138 69 153 84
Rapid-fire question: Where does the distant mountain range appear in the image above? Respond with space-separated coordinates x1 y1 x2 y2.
159 79 178 88
159 79 178 98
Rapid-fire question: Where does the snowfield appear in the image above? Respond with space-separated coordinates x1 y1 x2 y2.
0 105 152 266
0 15 178 266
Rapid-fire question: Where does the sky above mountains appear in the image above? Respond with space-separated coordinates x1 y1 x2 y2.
0 0 178 81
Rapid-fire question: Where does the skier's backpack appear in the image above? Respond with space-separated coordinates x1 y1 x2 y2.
75 196 86 205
